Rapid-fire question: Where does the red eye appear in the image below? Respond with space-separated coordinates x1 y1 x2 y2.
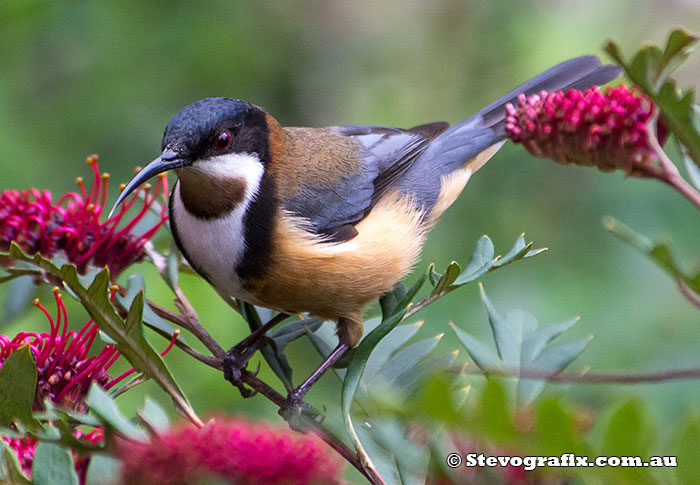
214 131 232 151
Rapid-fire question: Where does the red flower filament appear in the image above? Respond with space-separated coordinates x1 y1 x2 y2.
0 154 169 277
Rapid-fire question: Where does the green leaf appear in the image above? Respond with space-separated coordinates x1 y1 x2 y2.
164 243 180 292
456 235 495 284
86 385 147 441
269 317 323 350
605 29 700 167
116 273 179 342
430 261 461 295
675 415 700 485
137 398 171 434
476 379 516 441
604 216 700 294
6 243 200 426
85 454 121 485
1 275 36 324
0 439 31 484
534 399 588 456
454 286 586 404
379 282 408 319
600 400 652 457
370 335 443 388
362 321 423 381
451 323 504 371
684 147 700 191
32 441 79 485
0 346 39 430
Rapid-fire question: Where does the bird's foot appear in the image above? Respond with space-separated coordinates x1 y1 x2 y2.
223 337 268 398
278 388 314 429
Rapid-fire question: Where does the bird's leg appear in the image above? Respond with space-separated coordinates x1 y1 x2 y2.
280 342 350 419
224 312 289 397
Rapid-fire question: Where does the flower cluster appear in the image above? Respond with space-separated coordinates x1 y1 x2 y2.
1 428 105 480
117 417 346 485
0 154 168 277
504 85 668 176
0 287 121 411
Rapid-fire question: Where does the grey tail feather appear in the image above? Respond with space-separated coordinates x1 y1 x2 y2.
422 56 622 172
477 56 623 129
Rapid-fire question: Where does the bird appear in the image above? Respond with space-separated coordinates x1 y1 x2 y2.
113 55 620 405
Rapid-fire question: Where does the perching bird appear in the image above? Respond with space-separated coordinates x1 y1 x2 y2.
113 56 620 403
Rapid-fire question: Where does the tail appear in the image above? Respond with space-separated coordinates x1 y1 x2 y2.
419 56 622 174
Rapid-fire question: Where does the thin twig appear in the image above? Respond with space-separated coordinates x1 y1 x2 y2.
676 277 700 311
647 116 700 210
469 365 700 383
238 370 385 484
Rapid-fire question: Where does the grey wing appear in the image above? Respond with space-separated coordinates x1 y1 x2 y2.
283 122 448 242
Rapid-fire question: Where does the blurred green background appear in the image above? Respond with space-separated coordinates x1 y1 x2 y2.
1 0 699 468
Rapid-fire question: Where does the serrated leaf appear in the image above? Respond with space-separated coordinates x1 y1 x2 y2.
0 346 39 430
87 385 147 441
521 317 580 364
371 335 442 388
6 243 200 426
451 324 503 371
392 350 459 395
32 441 79 485
363 322 423 382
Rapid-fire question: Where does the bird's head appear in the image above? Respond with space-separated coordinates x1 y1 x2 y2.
111 97 269 215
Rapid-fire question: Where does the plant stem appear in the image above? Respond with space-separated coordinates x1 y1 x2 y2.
470 365 700 383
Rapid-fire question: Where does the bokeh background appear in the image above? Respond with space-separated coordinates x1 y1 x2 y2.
1 0 699 477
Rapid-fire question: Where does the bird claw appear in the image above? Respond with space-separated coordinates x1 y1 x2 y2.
223 345 261 398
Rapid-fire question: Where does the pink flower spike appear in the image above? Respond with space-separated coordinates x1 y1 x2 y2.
505 85 668 176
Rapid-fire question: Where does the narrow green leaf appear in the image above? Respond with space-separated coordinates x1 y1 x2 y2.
451 323 503 371
164 244 180 292
455 236 495 284
85 454 121 485
521 317 580 364
117 273 178 341
683 150 700 191
530 337 592 372
0 346 39 429
372 335 442 387
477 380 516 441
0 439 31 484
363 322 423 381
604 216 700 294
393 350 459 395
32 441 79 485
270 317 323 350
379 282 408 319
138 398 171 434
534 399 588 456
86 385 147 441
427 262 441 287
431 261 461 295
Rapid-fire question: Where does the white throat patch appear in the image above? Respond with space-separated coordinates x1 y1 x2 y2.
171 152 265 298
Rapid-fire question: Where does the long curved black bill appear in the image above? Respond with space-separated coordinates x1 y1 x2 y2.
109 149 184 218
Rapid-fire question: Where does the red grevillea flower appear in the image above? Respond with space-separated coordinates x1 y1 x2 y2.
118 417 346 485
0 287 177 412
505 85 668 176
0 154 168 277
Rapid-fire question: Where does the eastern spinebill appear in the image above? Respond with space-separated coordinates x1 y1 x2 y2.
113 56 620 405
